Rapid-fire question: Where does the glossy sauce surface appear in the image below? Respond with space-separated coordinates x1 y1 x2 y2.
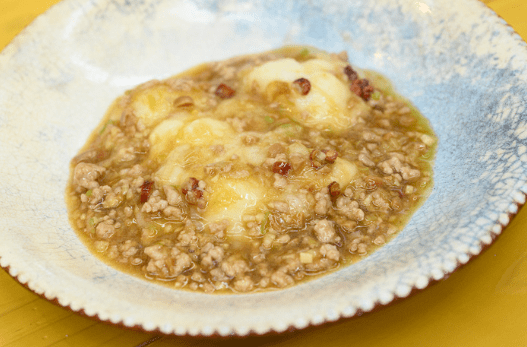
65 47 436 293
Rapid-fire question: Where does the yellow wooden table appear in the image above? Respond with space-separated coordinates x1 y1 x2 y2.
1 1 527 346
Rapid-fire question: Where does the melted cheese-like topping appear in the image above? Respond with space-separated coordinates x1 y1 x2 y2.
131 85 173 127
205 177 272 235
154 118 236 186
143 53 363 235
245 58 370 132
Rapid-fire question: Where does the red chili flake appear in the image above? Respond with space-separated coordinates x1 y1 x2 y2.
272 161 292 176
292 78 311 95
350 79 374 101
344 65 358 81
323 149 338 163
181 177 199 194
215 83 236 99
363 85 374 100
140 180 154 203
328 181 341 197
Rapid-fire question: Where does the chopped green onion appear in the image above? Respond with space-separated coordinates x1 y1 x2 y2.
419 151 433 160
260 211 271 235
148 222 161 234
299 48 310 59
264 116 275 124
371 91 381 100
85 189 93 197
289 118 302 126
88 217 97 233
99 120 114 134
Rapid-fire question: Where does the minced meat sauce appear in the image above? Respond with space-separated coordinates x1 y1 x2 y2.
66 46 436 293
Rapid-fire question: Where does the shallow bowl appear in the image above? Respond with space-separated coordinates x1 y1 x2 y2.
1 0 527 336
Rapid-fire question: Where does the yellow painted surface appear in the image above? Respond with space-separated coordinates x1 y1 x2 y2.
1 0 527 346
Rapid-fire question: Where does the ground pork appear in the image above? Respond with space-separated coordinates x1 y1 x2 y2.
320 244 340 261
208 219 230 238
221 259 249 278
314 188 331 215
170 249 193 276
233 276 254 292
201 243 224 269
120 240 139 257
142 194 169 213
95 220 116 239
313 219 340 243
335 196 365 221
271 271 294 288
144 245 168 261
163 185 184 206
73 163 105 190
378 155 420 181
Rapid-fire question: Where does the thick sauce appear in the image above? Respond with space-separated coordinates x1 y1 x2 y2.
66 46 436 293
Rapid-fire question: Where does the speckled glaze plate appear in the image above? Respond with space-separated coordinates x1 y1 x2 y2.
1 0 527 337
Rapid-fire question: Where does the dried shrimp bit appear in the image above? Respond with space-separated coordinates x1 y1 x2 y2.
328 181 341 197
292 77 311 95
173 95 194 108
344 65 358 81
350 78 374 101
140 180 154 203
215 83 236 99
272 161 292 176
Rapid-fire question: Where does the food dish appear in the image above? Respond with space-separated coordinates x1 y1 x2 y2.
66 46 436 293
1 0 527 336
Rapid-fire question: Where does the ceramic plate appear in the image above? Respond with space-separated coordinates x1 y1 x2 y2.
1 0 527 336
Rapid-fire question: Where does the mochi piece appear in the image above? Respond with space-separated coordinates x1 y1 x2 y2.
180 118 235 146
245 58 370 132
149 115 189 159
130 84 178 128
204 177 272 235
326 158 358 187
